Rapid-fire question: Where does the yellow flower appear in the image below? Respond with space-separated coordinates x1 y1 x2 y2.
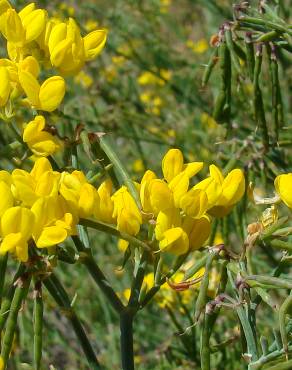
0 0 11 16
182 215 211 250
162 149 184 183
0 66 11 106
141 179 174 215
74 70 93 88
23 115 62 157
186 38 208 54
180 188 208 218
12 158 60 207
85 19 99 32
138 71 166 86
162 148 203 183
194 165 245 216
201 112 217 128
0 4 47 46
168 172 189 208
19 71 65 112
274 173 292 209
47 18 85 75
0 176 13 217
155 208 181 241
60 171 96 218
31 196 74 248
210 167 245 216
111 55 126 66
159 227 189 255
112 186 142 235
214 232 224 245
0 206 34 262
83 29 107 61
94 180 115 224
132 159 145 173
118 239 129 252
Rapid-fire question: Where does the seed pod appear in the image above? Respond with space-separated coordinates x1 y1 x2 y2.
256 30 280 43
271 44 284 135
245 33 255 81
225 23 242 75
202 47 219 87
253 44 269 151
212 41 231 124
33 281 43 370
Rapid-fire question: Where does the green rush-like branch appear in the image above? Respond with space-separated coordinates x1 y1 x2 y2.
43 273 101 370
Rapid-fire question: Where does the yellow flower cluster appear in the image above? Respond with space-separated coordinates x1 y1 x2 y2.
118 149 245 255
0 148 246 263
0 0 107 112
0 157 96 262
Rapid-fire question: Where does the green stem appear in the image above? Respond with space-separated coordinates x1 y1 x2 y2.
120 310 135 370
43 274 101 369
79 218 151 252
228 272 258 361
238 16 292 36
249 345 292 369
194 253 216 322
33 281 43 370
99 135 141 208
1 274 31 367
71 235 124 313
0 264 26 334
0 254 8 303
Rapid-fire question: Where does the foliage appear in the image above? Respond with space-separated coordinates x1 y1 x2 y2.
0 0 291 370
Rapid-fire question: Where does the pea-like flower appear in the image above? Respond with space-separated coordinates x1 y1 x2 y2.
19 71 65 112
0 3 47 46
112 186 142 235
274 173 292 209
194 165 245 217
23 115 62 157
159 227 189 255
0 206 34 262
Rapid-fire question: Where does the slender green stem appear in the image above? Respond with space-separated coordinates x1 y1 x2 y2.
0 264 26 333
128 251 148 307
99 135 141 208
43 274 101 369
238 17 292 36
249 345 292 369
79 218 151 252
71 235 124 313
279 292 292 356
1 274 31 367
228 271 258 361
194 253 216 322
0 254 8 303
245 275 292 290
33 281 43 370
200 261 228 370
120 310 135 370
